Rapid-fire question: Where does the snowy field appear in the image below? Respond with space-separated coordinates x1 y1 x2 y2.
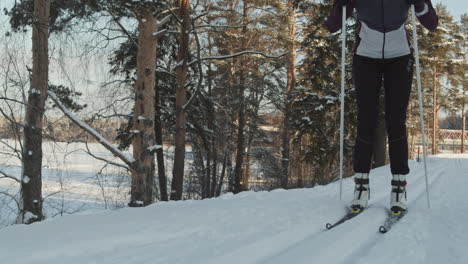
0 140 193 227
0 152 467 263
0 140 132 226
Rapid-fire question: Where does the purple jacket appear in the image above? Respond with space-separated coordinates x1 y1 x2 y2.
325 0 438 59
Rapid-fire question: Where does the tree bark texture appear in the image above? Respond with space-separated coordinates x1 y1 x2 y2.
281 0 298 189
171 0 190 200
19 0 51 224
130 12 158 206
232 0 248 194
233 77 245 193
155 82 168 201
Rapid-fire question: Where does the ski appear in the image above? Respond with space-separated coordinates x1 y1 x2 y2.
325 208 365 230
379 209 407 233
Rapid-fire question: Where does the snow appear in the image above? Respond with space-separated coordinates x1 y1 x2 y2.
30 88 41 95
23 211 37 222
22 175 30 184
0 154 468 263
148 145 163 152
48 91 135 165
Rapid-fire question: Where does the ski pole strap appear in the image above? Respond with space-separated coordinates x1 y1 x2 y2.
354 178 369 185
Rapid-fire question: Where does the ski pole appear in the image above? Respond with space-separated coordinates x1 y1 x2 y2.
339 5 346 200
411 4 431 208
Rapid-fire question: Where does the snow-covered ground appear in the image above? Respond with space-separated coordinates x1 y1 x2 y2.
0 153 467 263
0 140 195 226
0 140 131 226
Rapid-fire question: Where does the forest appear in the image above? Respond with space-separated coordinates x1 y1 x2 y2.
0 0 466 226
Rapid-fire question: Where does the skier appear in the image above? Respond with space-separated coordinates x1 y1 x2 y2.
325 0 438 214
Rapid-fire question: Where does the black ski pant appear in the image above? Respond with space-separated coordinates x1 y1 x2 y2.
352 54 414 175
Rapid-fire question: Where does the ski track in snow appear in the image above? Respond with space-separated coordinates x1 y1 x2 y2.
0 154 467 264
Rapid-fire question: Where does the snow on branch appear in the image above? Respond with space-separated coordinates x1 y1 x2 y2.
152 29 167 38
157 14 173 28
48 91 135 168
0 170 20 183
188 50 290 67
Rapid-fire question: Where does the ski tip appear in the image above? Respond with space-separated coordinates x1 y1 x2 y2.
326 223 333 230
379 226 388 233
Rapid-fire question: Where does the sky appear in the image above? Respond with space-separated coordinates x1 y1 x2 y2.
434 0 467 21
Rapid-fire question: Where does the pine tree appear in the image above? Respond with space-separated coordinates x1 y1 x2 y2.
208 0 287 192
18 0 51 225
292 1 357 185
453 14 468 153
416 4 459 155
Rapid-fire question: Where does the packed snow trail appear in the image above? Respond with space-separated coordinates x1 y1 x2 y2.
0 154 467 264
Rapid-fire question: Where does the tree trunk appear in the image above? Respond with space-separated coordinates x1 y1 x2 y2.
19 0 51 224
171 0 190 200
207 64 218 197
130 12 158 207
432 65 438 155
206 141 212 198
242 122 254 191
233 82 245 194
154 81 168 201
281 0 298 189
232 0 248 194
217 149 228 197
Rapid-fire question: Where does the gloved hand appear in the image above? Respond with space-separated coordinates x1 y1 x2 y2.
406 0 424 6
337 0 349 7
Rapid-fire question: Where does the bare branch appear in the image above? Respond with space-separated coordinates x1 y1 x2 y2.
184 19 204 111
193 12 209 21
195 24 244 29
0 170 20 183
75 139 130 171
188 50 290 67
0 191 19 209
48 91 135 168
42 191 61 201
107 10 139 48
0 97 28 106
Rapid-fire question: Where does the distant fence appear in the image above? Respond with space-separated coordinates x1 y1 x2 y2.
412 129 468 155
439 129 468 141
